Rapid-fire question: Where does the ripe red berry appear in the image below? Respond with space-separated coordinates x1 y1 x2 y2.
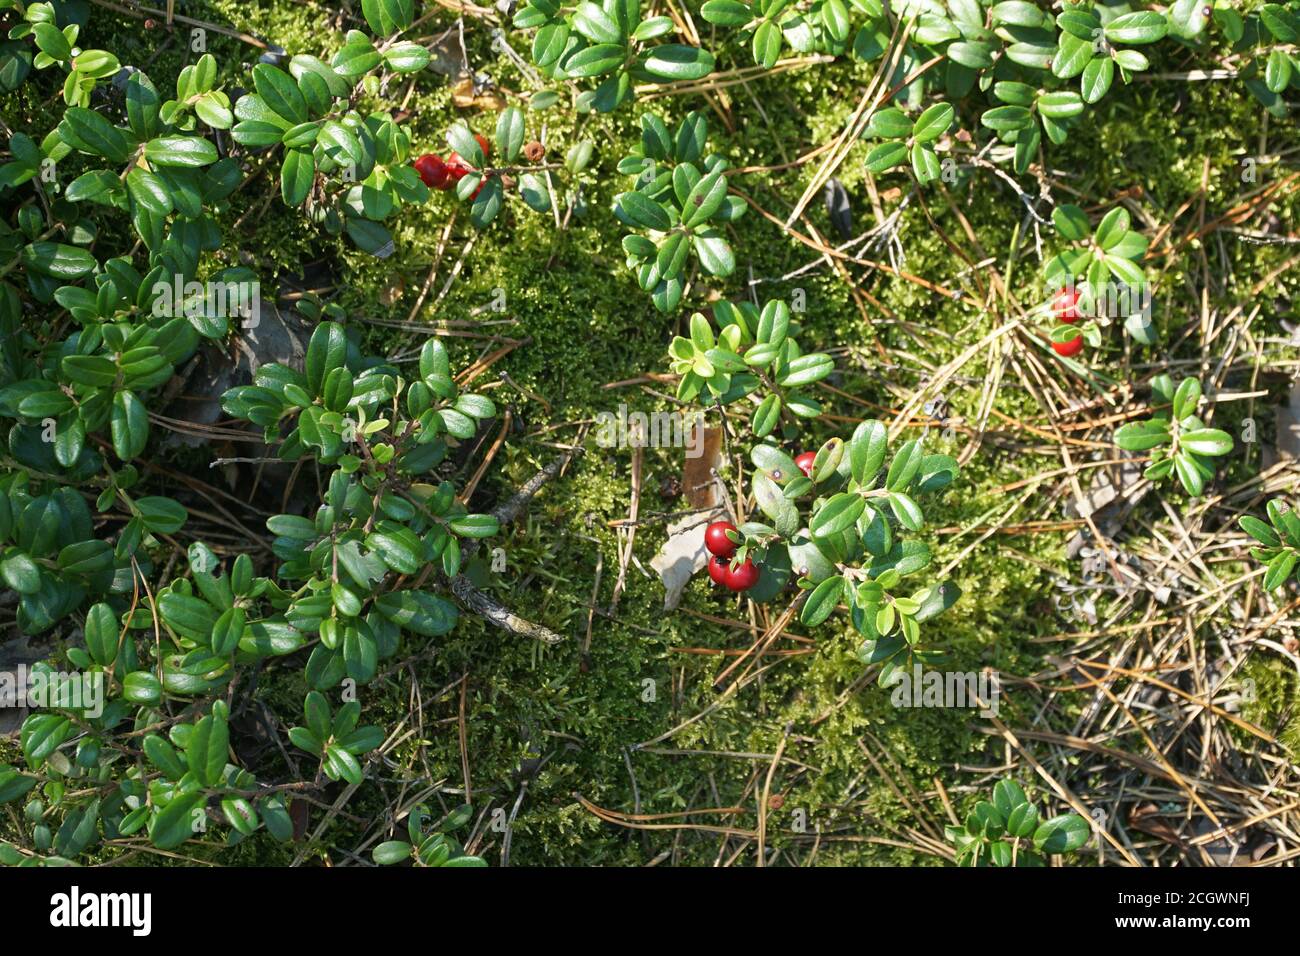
1052 335 1084 357
413 153 449 190
707 555 730 586
445 152 471 179
1052 286 1082 323
794 451 816 478
704 521 738 558
723 557 760 592
474 133 491 160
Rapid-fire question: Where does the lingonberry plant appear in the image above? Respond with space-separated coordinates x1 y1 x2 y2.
615 110 745 312
947 778 1090 866
229 10 434 257
372 802 484 866
1 0 123 105
1113 376 1234 497
864 101 956 184
700 0 860 68
433 111 556 228
511 0 715 112
667 299 834 438
0 324 501 862
713 424 961 683
1239 500 1300 591
1044 203 1153 346
1217 1 1300 115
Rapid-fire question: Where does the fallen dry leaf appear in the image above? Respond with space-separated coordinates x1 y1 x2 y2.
650 423 725 610
452 76 508 111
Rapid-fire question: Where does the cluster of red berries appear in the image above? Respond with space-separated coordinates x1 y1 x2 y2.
1050 286 1083 357
413 133 491 198
703 521 759 592
703 452 821 593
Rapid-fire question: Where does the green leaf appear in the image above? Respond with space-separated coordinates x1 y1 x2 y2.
253 63 308 124
1179 428 1233 457
752 20 783 69
495 106 525 163
374 590 459 636
701 0 753 28
1104 11 1168 45
888 492 923 531
912 102 953 143
186 712 229 787
148 793 204 850
110 389 148 460
682 171 728 228
980 105 1033 132
867 108 914 139
810 492 865 538
1172 378 1201 421
1264 550 1298 591
136 496 188 534
84 602 120 666
991 779 1028 818
801 575 844 627
1037 90 1084 120
1 552 40 594
563 43 626 78
126 168 173 215
1033 813 1090 853
25 243 97 281
865 140 908 173
305 321 348 396
281 149 315 206
1052 31 1094 79
1173 451 1206 497
848 420 889 483
617 190 672 230
1094 207 1130 250
642 44 715 81
1006 802 1040 839
946 41 993 69
1239 516 1280 548
910 143 940 184
59 108 133 163
384 41 430 73
122 671 162 705
1113 420 1169 452
374 840 413 864
885 439 923 491
143 136 217 168
449 514 500 538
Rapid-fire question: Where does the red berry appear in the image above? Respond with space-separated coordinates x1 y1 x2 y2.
444 152 486 197
445 152 471 179
794 451 816 478
413 153 448 190
723 557 760 592
1052 286 1082 323
704 521 738 558
1052 335 1084 357
707 555 730 586
474 133 491 160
